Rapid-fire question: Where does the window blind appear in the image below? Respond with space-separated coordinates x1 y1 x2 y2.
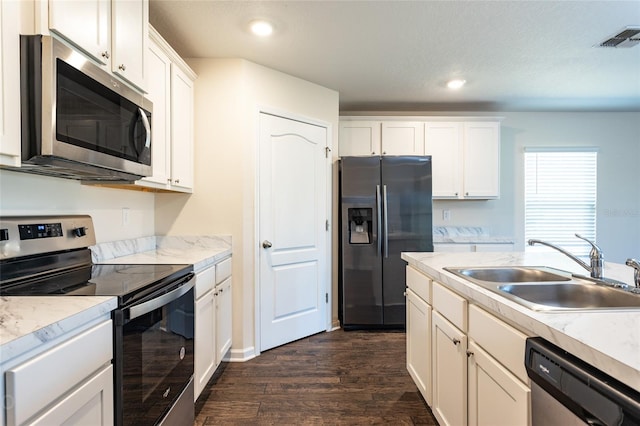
524 150 597 258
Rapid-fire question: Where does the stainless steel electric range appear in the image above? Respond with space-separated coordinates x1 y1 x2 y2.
0 215 195 426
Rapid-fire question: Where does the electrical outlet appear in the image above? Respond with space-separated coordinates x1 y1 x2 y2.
122 208 130 225
443 209 451 221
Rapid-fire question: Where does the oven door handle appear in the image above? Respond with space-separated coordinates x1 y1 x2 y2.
125 274 195 320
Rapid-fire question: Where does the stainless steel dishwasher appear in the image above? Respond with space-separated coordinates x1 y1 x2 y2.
525 337 640 426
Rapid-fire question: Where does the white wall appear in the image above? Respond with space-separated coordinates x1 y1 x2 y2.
344 111 640 263
0 170 155 242
154 58 339 358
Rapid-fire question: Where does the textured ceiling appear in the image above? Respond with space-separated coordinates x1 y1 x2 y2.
149 0 640 112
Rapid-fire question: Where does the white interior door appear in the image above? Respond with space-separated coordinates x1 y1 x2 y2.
259 112 328 352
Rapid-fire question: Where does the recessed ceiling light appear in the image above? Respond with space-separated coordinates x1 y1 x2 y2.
447 79 466 90
250 20 274 37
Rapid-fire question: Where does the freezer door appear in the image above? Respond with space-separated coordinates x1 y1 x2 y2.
381 156 433 326
340 157 383 326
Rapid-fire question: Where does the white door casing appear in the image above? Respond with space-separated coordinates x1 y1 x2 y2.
258 112 329 352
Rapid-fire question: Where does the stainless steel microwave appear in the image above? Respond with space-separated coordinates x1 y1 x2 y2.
18 35 152 182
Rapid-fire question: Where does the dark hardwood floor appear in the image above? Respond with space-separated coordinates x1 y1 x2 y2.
195 329 438 425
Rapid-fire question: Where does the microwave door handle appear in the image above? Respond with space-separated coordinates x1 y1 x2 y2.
139 108 151 149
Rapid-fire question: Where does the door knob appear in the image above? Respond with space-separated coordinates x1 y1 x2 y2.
262 240 272 249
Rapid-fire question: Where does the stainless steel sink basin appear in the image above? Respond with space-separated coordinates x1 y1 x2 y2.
449 266 571 283
444 266 640 311
498 283 640 310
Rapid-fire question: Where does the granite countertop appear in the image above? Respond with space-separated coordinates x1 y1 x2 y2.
0 296 117 363
401 251 640 390
91 235 232 271
432 226 514 244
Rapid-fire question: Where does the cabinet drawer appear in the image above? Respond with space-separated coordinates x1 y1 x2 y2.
195 264 216 299
432 281 467 332
216 257 232 284
406 266 431 304
6 320 113 426
468 304 529 383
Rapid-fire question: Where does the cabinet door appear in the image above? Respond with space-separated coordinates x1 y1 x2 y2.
215 277 233 362
406 289 432 405
30 365 114 426
467 341 530 426
140 38 171 187
170 64 195 191
339 121 381 156
463 122 500 198
194 289 216 401
381 121 424 155
0 0 22 166
48 0 110 65
425 122 462 198
432 311 467 426
111 0 148 89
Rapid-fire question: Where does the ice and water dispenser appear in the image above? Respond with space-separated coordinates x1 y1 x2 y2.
347 208 372 244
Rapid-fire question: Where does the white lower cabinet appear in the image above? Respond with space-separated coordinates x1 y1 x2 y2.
432 311 468 426
406 266 531 426
406 288 432 404
194 256 233 401
215 276 233 362
3 319 113 426
467 341 530 426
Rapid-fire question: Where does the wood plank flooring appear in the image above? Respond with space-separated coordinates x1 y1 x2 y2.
195 329 438 425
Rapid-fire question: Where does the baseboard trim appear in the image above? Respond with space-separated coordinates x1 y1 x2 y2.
227 346 257 362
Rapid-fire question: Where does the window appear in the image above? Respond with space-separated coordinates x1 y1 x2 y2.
524 149 597 257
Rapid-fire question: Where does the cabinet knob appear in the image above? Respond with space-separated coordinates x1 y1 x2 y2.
452 338 461 346
466 350 474 357
118 64 126 71
382 151 386 155
372 152 376 155
175 179 180 184
101 51 110 59
455 192 459 196
465 192 469 196
262 240 273 249
403 291 407 297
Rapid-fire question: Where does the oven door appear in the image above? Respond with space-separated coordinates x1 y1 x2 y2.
116 275 195 426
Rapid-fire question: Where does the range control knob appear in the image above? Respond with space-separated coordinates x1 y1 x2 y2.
73 227 87 237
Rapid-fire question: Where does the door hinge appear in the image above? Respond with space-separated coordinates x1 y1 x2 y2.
325 219 329 231
325 293 328 303
325 146 332 158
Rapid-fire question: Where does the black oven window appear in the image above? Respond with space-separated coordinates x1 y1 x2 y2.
122 288 194 426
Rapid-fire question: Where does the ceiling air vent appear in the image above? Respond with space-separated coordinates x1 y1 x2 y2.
597 26 640 48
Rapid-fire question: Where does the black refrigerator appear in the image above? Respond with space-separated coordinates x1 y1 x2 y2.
339 156 433 329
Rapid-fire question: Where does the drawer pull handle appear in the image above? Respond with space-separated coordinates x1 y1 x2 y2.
466 350 474 357
452 338 460 346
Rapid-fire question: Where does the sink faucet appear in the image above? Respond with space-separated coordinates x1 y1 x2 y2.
626 259 640 288
528 234 604 279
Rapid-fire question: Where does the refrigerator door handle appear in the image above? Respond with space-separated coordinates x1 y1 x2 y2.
376 184 382 256
383 184 389 258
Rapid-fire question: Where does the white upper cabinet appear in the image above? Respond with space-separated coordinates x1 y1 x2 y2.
424 122 462 198
111 0 148 88
169 64 195 191
47 0 148 91
136 27 196 193
462 122 500 198
339 120 425 156
0 0 22 167
48 0 111 65
425 120 501 199
339 121 381 156
381 122 424 155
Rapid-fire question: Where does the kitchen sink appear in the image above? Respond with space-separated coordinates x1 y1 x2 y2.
447 266 571 283
498 283 640 310
444 266 640 311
